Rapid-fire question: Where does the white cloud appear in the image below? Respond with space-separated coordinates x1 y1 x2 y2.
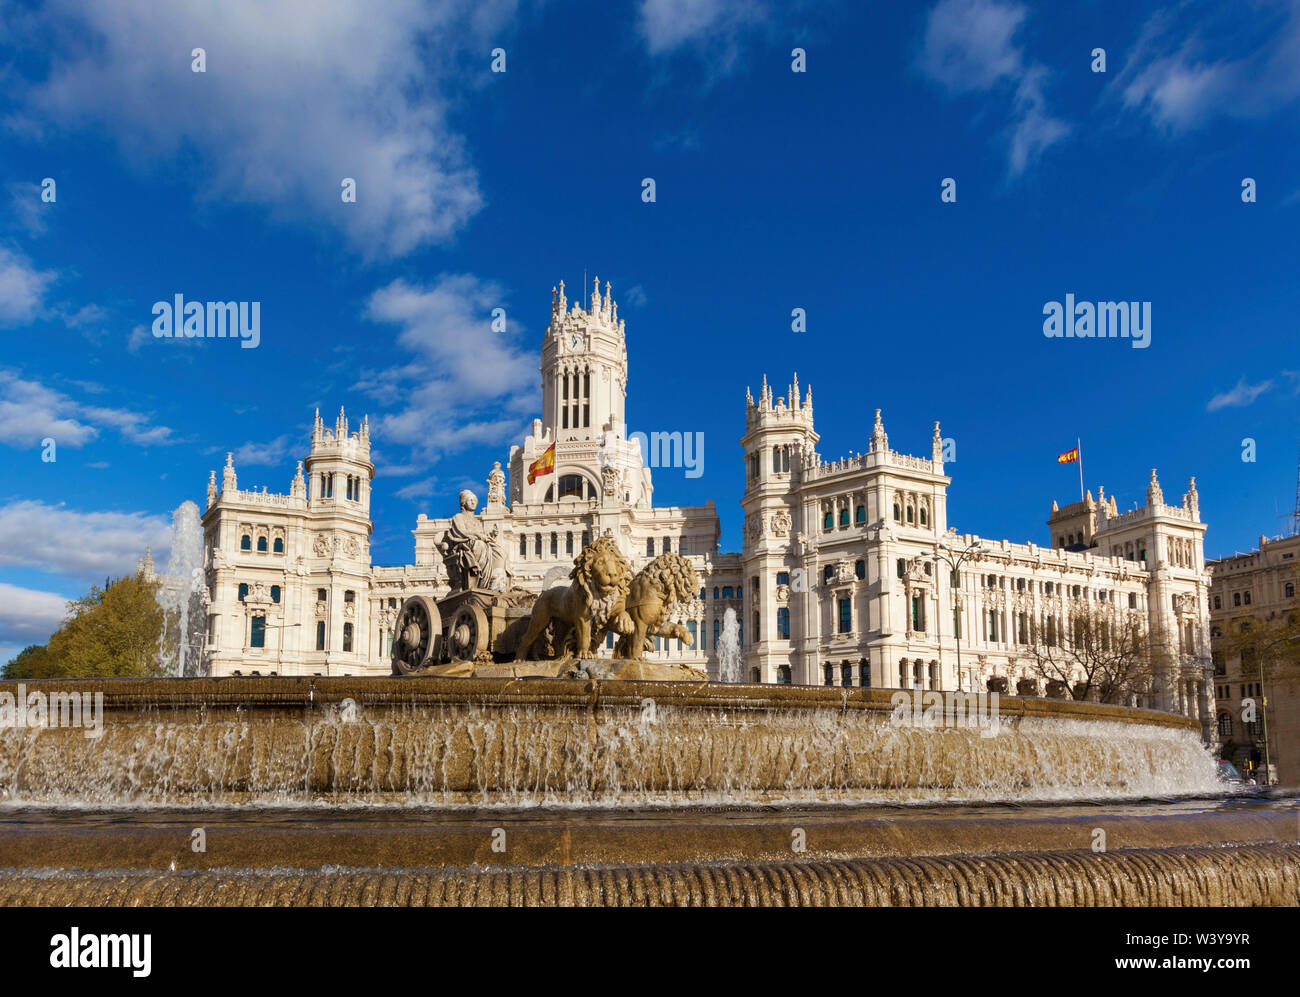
918 0 1069 176
1207 377 1273 412
13 0 522 259
360 274 536 463
5 182 48 237
0 500 172 579
639 0 768 55
0 582 72 650
1115 3 1300 134
0 369 174 448
0 246 54 324
229 435 295 467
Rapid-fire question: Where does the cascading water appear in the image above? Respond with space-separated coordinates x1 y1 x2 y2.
154 501 208 677
718 607 742 683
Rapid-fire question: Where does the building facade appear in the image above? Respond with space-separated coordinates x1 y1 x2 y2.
1207 533 1300 783
196 278 1216 737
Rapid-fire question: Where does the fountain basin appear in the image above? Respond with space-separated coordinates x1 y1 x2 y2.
0 676 1220 807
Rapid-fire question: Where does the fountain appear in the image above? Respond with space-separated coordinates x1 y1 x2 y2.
717 607 742 683
0 527 1296 906
155 500 209 678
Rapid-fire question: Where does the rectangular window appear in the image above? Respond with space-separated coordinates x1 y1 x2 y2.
838 598 851 633
316 621 326 650
912 597 925 633
343 622 353 653
250 615 266 649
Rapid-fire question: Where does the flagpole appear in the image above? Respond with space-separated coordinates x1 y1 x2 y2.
1076 436 1084 503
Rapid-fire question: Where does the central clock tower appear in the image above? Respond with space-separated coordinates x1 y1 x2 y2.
510 277 654 508
539 277 628 441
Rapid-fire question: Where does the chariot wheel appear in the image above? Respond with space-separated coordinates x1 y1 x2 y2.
391 595 442 675
448 602 491 662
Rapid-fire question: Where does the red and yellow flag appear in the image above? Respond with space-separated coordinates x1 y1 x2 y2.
527 443 555 484
1057 447 1079 465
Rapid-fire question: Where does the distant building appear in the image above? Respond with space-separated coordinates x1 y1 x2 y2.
195 278 1217 739
1208 533 1300 783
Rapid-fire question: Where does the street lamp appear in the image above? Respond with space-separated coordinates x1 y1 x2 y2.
1252 632 1300 786
932 539 988 692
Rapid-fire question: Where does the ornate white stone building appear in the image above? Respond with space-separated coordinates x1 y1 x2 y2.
197 278 1215 735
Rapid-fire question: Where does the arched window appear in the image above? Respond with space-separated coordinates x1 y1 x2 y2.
273 537 283 553
777 607 790 639
855 504 866 523
919 507 928 526
855 559 865 580
558 474 585 500
713 587 720 600
257 536 268 552
906 506 914 524
240 535 251 551
713 619 720 649
893 503 901 522
839 508 849 526
544 485 554 501
823 511 833 531
271 586 280 604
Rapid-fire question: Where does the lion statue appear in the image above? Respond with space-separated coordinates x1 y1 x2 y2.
614 552 700 660
515 535 633 661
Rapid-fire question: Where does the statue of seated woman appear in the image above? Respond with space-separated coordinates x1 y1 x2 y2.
438 490 508 591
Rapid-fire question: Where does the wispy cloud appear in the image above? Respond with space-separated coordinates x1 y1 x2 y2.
639 0 769 56
0 581 72 656
359 274 536 465
1207 377 1274 411
917 0 1069 176
0 369 173 447
1114 2 1300 134
0 246 55 324
8 0 524 260
0 500 171 578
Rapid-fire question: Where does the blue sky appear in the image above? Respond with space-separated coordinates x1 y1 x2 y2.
1 0 1298 662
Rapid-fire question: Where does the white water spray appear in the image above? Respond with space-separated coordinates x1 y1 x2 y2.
718 606 743 683
155 501 208 677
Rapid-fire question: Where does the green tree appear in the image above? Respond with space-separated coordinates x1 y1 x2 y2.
1 643 58 679
6 573 168 679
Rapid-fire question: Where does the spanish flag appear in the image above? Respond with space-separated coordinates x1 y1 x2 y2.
527 443 555 484
1057 447 1079 465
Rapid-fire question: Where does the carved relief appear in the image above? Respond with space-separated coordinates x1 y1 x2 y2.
770 510 792 537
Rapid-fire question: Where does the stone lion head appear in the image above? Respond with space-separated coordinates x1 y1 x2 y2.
572 535 633 622
636 552 700 609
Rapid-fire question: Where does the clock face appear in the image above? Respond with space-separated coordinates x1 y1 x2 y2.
568 333 583 351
